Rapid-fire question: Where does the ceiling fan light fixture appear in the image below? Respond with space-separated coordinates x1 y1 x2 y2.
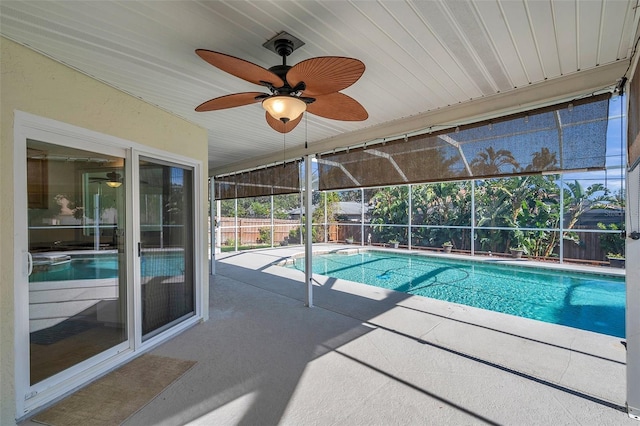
262 96 306 122
106 171 122 188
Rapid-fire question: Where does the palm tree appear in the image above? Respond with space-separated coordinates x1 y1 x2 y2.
470 147 520 176
563 180 612 229
525 147 558 172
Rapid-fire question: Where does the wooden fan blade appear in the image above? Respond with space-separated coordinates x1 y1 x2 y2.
196 49 284 87
287 57 365 96
195 92 266 112
265 112 303 133
306 92 368 121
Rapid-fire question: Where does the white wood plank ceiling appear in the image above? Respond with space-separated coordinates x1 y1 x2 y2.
1 1 638 175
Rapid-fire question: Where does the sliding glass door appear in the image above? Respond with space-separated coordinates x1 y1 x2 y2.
139 158 195 340
26 139 128 385
15 114 202 417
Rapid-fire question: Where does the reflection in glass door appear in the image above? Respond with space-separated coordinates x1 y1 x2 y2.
139 158 194 340
26 140 127 385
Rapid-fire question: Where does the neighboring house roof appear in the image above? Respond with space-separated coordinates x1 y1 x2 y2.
571 208 625 228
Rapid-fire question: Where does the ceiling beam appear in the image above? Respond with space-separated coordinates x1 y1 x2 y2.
211 60 627 176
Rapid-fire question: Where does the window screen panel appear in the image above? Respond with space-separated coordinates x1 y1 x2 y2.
215 161 300 200
319 93 610 191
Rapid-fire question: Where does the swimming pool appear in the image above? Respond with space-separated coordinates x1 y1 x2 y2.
289 250 625 338
29 252 186 282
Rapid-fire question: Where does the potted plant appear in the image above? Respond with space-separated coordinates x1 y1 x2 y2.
345 236 354 244
509 246 525 259
510 230 529 259
389 239 399 249
442 241 453 253
607 252 625 268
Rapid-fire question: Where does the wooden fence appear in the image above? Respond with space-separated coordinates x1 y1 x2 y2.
218 217 300 245
562 231 614 263
217 218 618 263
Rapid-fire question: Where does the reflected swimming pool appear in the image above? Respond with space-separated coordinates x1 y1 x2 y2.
289 250 625 338
29 252 186 282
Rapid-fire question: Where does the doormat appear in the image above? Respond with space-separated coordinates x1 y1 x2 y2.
32 354 196 426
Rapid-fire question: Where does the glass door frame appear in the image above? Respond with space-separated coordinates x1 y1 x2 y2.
131 150 204 350
13 112 133 417
13 112 205 419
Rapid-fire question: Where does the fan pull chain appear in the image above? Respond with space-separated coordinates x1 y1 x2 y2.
305 113 308 149
283 128 286 168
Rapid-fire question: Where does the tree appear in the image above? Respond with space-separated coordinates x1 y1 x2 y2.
312 192 339 242
475 175 559 254
525 147 558 172
563 181 612 230
249 201 270 218
369 186 408 243
469 147 520 176
410 147 463 180
475 178 518 252
516 194 560 257
411 182 471 248
273 193 301 219
598 222 625 258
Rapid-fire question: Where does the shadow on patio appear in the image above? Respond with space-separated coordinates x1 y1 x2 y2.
27 246 632 425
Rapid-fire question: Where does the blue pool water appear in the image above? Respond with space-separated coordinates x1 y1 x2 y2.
290 251 625 338
30 253 186 282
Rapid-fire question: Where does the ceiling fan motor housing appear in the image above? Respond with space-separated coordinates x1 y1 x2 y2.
274 38 294 58
268 64 292 85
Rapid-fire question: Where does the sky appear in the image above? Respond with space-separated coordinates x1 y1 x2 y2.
565 94 626 197
302 94 628 199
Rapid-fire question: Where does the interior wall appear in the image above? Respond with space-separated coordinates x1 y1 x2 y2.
0 36 208 425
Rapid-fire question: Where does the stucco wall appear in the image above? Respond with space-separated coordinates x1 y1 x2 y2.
0 37 208 424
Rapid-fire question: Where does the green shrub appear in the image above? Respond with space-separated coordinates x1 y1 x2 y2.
598 222 625 258
258 227 271 244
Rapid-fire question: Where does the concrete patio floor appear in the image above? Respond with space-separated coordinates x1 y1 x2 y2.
26 245 634 425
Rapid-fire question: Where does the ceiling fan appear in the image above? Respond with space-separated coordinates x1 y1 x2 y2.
195 31 368 133
89 171 122 188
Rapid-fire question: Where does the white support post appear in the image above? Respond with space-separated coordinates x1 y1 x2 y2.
210 178 215 275
559 174 564 264
408 184 412 250
215 199 221 255
471 180 475 256
234 198 238 252
361 188 365 245
94 193 100 251
627 166 640 420
270 195 274 248
304 155 313 307
300 190 304 245
324 192 328 243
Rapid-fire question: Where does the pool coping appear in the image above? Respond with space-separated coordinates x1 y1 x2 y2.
276 246 626 278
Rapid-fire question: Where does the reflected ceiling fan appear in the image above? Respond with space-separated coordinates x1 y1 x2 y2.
195 31 368 133
89 171 122 188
